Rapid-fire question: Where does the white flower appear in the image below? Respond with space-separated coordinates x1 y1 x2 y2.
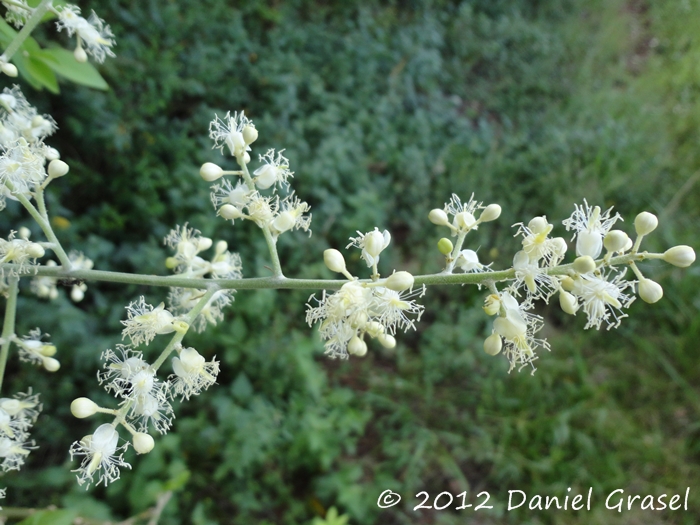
563 200 622 259
570 269 636 330
98 345 151 397
369 286 426 334
121 297 177 346
209 111 253 157
0 86 57 147
347 228 391 268
210 178 253 213
455 249 488 273
0 139 46 196
14 328 58 370
444 193 483 234
0 435 34 471
2 0 30 28
70 424 130 487
0 231 44 272
270 193 312 237
0 390 41 426
56 5 115 63
164 224 210 269
512 251 556 302
127 389 173 435
209 247 243 279
491 292 549 374
245 193 277 228
169 347 220 400
513 216 567 265
253 149 294 191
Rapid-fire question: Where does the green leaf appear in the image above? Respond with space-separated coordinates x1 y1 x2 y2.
17 509 78 525
24 54 60 93
37 48 109 90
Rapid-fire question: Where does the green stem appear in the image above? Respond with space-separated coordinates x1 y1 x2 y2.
0 252 662 292
1 0 52 61
445 231 468 273
238 157 284 277
5 181 72 268
0 276 19 393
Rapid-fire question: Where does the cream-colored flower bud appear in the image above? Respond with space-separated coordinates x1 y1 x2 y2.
165 256 178 269
528 216 548 234
634 211 658 236
479 204 501 223
323 249 347 274
604 230 629 253
133 432 155 454
483 294 501 316
576 231 603 258
437 238 453 255
560 276 575 292
219 204 243 220
215 240 228 254
639 278 663 304
455 211 476 229
200 162 224 181
18 227 31 240
428 209 449 226
26 243 44 259
559 291 578 315
238 151 251 165
573 255 596 274
71 397 98 419
385 271 414 292
377 333 396 349
663 245 695 268
483 333 502 356
551 237 568 258
1 62 18 77
42 356 60 372
197 237 213 251
347 336 367 357
242 125 258 145
71 285 84 302
74 46 87 63
48 159 69 178
622 237 633 252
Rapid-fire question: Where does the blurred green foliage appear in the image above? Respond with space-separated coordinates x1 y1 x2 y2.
0 0 698 524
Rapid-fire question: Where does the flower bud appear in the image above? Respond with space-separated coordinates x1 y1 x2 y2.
237 151 251 166
559 291 578 315
385 271 414 292
18 227 31 240
479 204 501 223
604 230 629 253
638 278 663 304
200 162 224 181
71 285 84 302
197 237 213 251
45 147 60 161
377 333 396 349
42 356 60 372
576 231 603 258
48 159 69 178
323 249 347 274
1 62 18 77
74 46 87 63
550 237 568 258
133 432 155 454
573 255 596 274
219 204 243 220
165 256 178 269
347 336 367 357
242 125 258 145
39 344 57 357
428 209 449 226
437 238 453 255
71 398 98 419
663 245 695 268
215 240 228 254
26 243 44 259
483 333 502 356
634 211 658 236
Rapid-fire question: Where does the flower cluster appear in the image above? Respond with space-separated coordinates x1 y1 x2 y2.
307 231 425 359
203 112 312 242
13 328 59 372
0 229 44 274
0 391 40 472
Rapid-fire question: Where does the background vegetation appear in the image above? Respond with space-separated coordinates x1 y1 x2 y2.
0 0 698 523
